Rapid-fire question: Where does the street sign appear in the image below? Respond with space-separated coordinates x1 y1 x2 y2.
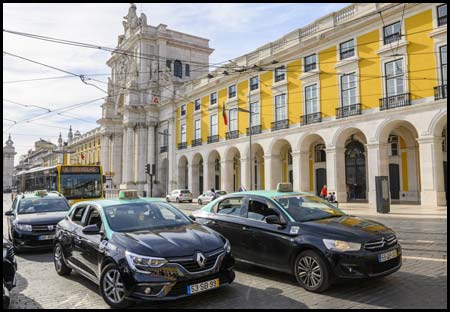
153 95 159 104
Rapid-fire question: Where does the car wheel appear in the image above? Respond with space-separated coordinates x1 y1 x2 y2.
100 263 133 309
54 243 71 276
189 200 193 203
198 199 202 205
176 197 180 203
3 281 10 309
294 250 333 293
166 197 170 202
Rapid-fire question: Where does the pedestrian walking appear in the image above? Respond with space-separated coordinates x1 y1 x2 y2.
320 185 328 199
211 188 217 200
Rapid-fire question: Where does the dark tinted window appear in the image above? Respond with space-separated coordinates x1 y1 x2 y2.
86 208 102 228
217 198 243 216
247 199 279 221
18 198 70 214
71 206 87 225
180 190 191 194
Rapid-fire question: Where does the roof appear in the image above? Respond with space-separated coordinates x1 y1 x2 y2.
80 197 165 208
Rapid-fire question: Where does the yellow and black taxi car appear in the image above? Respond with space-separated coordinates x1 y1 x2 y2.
53 190 235 308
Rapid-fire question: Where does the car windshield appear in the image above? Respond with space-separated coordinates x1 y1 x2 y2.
103 202 192 232
180 190 191 194
18 198 70 214
274 195 346 222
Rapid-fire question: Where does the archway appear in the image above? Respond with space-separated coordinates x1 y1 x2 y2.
207 150 221 191
299 134 326 195
345 138 367 201
178 156 188 189
224 147 241 192
269 139 293 189
250 143 265 190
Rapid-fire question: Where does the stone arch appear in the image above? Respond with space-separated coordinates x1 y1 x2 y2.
268 138 293 189
298 133 327 195
429 110 447 137
223 146 241 192
333 126 368 148
207 150 221 191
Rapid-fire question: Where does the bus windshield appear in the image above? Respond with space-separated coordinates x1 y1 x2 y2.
60 173 102 199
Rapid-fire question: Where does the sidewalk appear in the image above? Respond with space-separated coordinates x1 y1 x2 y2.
337 203 447 219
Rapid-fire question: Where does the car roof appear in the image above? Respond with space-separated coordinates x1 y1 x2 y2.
227 190 311 198
18 193 65 200
77 197 164 209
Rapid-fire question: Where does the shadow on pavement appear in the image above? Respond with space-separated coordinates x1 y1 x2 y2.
15 249 53 263
9 271 43 309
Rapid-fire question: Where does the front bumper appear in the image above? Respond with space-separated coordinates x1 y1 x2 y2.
326 244 402 279
120 250 235 301
12 229 56 249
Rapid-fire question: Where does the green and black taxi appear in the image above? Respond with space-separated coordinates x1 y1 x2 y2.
5 190 71 251
191 183 401 293
53 190 235 308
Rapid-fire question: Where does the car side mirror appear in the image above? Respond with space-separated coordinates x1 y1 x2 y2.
189 214 196 221
5 211 14 216
82 224 101 235
266 215 286 228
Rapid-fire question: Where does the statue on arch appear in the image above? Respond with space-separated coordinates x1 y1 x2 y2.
123 3 139 32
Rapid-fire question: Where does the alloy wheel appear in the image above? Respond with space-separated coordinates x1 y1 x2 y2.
297 256 322 288
103 269 125 304
54 246 62 272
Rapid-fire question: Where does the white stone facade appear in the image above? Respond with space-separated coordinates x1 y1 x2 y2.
3 135 16 191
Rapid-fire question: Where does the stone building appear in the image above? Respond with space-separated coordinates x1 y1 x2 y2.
3 134 16 191
67 126 102 167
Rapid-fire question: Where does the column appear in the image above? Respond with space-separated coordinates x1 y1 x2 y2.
188 163 197 195
146 124 155 195
241 157 250 191
167 119 176 192
121 129 127 184
203 160 213 191
125 126 134 184
264 154 280 190
418 136 446 206
101 134 110 173
366 143 389 207
325 147 346 202
111 133 122 188
221 160 234 193
406 146 419 201
136 124 148 194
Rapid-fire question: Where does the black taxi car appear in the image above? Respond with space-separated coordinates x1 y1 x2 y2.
5 190 71 252
53 190 235 308
191 183 402 293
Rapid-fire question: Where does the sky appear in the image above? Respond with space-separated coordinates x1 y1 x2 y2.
3 3 350 164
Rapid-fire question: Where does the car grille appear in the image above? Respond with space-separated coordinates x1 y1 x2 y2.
364 234 397 252
370 256 401 275
168 249 223 273
166 271 229 297
32 224 57 233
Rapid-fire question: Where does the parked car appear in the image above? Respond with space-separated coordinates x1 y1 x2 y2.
191 183 402 293
53 190 235 308
166 189 193 203
197 191 227 205
5 190 71 252
3 237 17 309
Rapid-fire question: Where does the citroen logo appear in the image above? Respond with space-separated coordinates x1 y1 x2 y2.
380 237 385 247
47 225 54 230
196 252 206 268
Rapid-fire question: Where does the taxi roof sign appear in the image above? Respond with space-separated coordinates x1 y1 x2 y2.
34 190 49 197
276 183 293 192
119 190 139 199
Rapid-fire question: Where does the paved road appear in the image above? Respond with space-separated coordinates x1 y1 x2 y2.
3 195 447 309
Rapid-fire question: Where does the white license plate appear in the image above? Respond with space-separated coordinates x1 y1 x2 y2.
187 278 219 295
378 249 398 263
38 234 55 240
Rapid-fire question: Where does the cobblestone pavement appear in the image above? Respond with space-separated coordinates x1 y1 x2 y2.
3 195 447 309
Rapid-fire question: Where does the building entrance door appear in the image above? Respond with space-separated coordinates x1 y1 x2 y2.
315 168 327 197
345 141 366 201
389 164 400 200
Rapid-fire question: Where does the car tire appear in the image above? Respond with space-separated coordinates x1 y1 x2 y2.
54 243 72 276
198 199 202 205
189 200 193 203
176 197 180 203
294 250 333 293
100 263 133 309
166 197 170 202
3 281 11 309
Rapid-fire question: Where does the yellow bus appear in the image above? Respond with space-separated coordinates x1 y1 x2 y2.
14 165 104 205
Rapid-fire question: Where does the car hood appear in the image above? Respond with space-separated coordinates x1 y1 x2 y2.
114 222 225 258
16 211 69 225
299 215 395 241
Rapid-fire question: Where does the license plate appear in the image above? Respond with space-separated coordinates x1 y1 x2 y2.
378 249 398 263
187 278 219 295
38 234 55 240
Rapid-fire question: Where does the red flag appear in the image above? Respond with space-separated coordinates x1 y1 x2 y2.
81 152 85 160
222 102 228 126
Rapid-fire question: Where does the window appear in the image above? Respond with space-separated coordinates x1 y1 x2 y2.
162 129 169 147
174 60 182 78
304 54 317 72
274 94 287 121
305 84 318 114
210 92 217 105
274 66 286 82
385 59 404 97
185 64 190 77
228 85 236 98
250 101 260 126
181 104 186 116
440 45 447 85
194 119 201 140
71 205 88 225
314 144 326 162
210 114 218 136
216 197 243 216
250 76 259 91
438 4 447 27
229 108 238 131
340 39 355 60
341 73 357 106
166 60 172 69
180 124 186 143
86 207 102 228
246 199 281 222
194 98 201 111
383 21 401 44
389 135 399 156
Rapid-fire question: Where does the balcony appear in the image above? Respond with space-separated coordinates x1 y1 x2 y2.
383 33 401 45
438 15 447 27
160 146 168 153
246 125 262 136
336 104 361 119
207 135 219 144
434 85 447 100
178 142 187 150
300 112 322 125
340 48 355 60
379 93 410 111
192 138 202 147
225 130 239 140
304 63 317 72
271 119 289 131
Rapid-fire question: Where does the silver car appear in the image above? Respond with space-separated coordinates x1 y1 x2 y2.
197 190 227 205
166 189 193 203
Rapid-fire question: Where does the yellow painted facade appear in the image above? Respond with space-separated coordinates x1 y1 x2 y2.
69 137 102 165
201 96 209 143
237 80 249 135
260 71 273 131
287 60 302 123
218 89 227 139
319 46 338 118
186 102 194 146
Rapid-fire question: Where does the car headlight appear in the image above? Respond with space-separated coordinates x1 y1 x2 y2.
125 250 168 272
322 239 361 252
224 239 231 253
15 223 32 232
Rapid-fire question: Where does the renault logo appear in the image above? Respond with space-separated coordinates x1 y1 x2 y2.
196 252 206 268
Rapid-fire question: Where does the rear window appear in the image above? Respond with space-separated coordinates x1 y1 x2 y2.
18 198 70 214
181 190 191 194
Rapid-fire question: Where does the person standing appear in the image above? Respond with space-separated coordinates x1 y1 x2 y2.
320 185 328 199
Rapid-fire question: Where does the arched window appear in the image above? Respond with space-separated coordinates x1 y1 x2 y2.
174 60 182 78
388 135 399 156
314 144 326 162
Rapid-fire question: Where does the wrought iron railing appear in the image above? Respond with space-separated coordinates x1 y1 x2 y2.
225 130 239 140
434 85 447 100
384 33 401 45
379 93 410 110
160 146 168 153
271 119 289 131
178 142 187 150
336 104 361 119
304 63 317 72
207 135 219 144
246 125 262 136
340 48 355 60
438 15 447 27
192 139 202 147
300 112 322 125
